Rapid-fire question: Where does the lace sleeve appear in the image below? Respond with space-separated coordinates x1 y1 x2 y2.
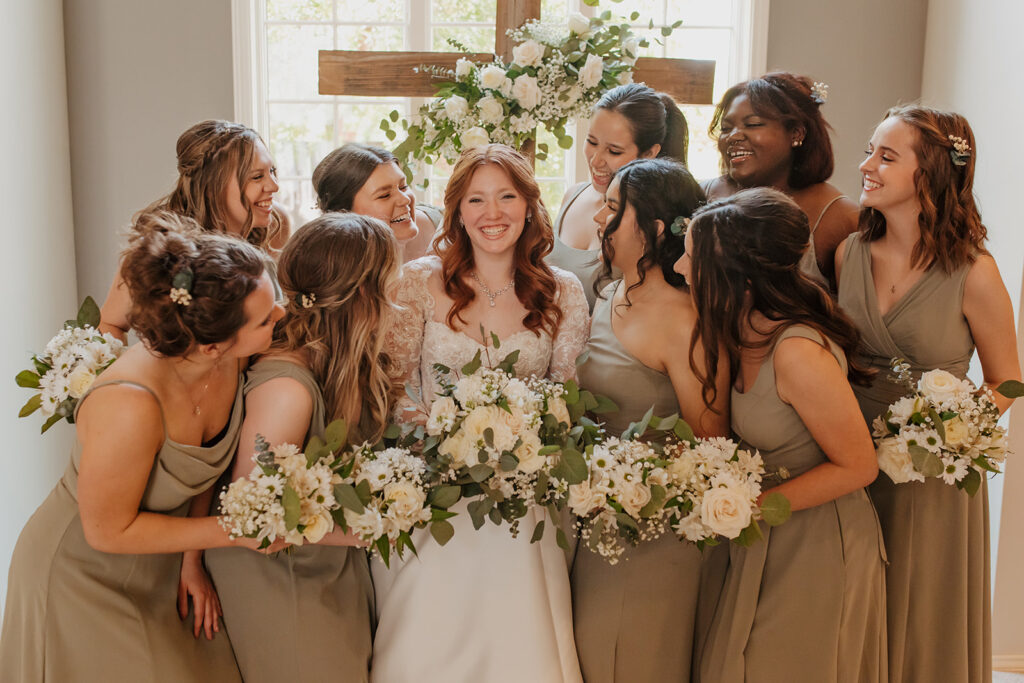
385 258 434 425
547 268 591 383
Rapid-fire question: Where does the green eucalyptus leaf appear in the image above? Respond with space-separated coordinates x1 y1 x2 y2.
556 526 569 551
588 516 606 551
428 485 462 509
335 483 365 514
615 511 639 533
530 519 545 543
430 519 455 545
18 393 42 417
674 419 697 445
909 445 943 478
490 331 501 349
467 498 493 530
468 464 494 483
734 518 764 546
461 349 482 375
591 393 618 415
499 452 519 472
760 492 792 526
534 471 550 503
563 379 581 405
77 296 101 328
282 485 301 530
390 109 400 122
15 370 40 389
997 380 1024 398
960 468 982 496
497 349 520 374
354 479 373 506
40 412 64 433
488 506 503 525
324 419 348 451
638 484 667 518
928 407 946 442
558 448 589 485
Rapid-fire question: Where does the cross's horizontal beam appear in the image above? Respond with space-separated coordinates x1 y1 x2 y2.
319 50 716 104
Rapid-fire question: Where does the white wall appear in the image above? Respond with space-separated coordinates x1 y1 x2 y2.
0 0 80 611
920 0 1024 670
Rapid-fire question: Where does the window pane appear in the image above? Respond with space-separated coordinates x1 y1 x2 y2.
664 27 733 96
539 180 568 224
275 179 322 232
606 0 666 24
336 24 405 51
673 0 734 27
338 0 406 24
267 0 332 22
432 26 495 53
539 0 570 24
266 24 334 100
680 104 720 184
534 126 569 179
268 102 336 177
432 0 496 24
335 101 408 146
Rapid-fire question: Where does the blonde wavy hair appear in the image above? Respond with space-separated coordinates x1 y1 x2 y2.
273 213 399 441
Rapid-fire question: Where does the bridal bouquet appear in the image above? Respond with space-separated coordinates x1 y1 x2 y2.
15 297 125 433
567 436 673 564
218 422 348 547
381 10 676 174
872 363 1021 495
662 436 790 549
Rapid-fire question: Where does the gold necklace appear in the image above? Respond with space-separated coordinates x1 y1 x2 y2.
170 361 217 416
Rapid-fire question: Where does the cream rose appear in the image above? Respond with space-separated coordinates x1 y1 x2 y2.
479 65 508 90
667 453 697 485
344 507 384 540
568 481 606 516
918 369 962 404
548 397 571 426
616 70 634 85
578 53 604 89
461 126 490 149
942 416 969 447
67 364 97 399
568 12 592 37
512 39 544 68
514 432 545 474
618 481 653 518
622 37 640 65
512 74 541 110
876 437 924 484
454 57 473 79
462 405 517 453
701 485 753 538
301 510 333 543
443 94 469 121
426 396 458 436
438 429 472 466
477 95 504 125
646 467 669 488
384 480 427 520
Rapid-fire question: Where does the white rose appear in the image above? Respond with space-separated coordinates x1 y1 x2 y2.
646 467 669 488
426 396 458 436
479 65 508 90
622 37 640 65
700 485 753 538
511 74 541 110
512 39 545 68
443 95 470 121
344 506 385 541
499 77 514 98
462 405 517 453
569 480 606 516
438 428 472 466
667 452 697 485
461 126 491 149
548 397 571 426
617 70 634 85
67 364 97 399
918 369 962 404
514 432 546 474
876 437 924 484
454 57 473 80
618 481 653 518
568 12 592 37
942 416 969 447
888 396 920 423
579 53 605 89
384 480 427 521
301 510 333 544
477 95 505 125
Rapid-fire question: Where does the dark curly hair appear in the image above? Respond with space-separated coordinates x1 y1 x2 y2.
121 210 267 357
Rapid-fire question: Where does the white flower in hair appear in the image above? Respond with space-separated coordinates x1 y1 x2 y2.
810 81 829 104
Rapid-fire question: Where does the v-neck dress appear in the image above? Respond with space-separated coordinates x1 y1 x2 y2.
0 380 244 682
204 360 375 683
698 325 887 683
837 232 988 683
571 281 702 683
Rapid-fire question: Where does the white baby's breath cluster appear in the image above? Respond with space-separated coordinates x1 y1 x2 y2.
569 437 670 564
219 441 341 546
873 368 1008 493
339 444 433 550
381 11 654 173
662 437 766 546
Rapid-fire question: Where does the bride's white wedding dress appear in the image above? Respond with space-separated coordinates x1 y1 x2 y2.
372 256 590 683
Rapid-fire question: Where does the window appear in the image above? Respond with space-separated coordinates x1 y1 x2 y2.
233 0 768 226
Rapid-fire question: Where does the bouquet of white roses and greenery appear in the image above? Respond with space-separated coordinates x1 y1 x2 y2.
872 362 1023 495
380 9 679 179
218 422 349 548
410 331 612 550
15 297 125 433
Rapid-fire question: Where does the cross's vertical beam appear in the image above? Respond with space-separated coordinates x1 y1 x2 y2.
496 0 542 61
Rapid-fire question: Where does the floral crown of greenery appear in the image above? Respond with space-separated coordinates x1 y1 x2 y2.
169 267 194 307
948 135 971 167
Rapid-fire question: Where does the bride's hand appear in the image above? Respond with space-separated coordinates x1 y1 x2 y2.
177 550 222 640
319 525 371 548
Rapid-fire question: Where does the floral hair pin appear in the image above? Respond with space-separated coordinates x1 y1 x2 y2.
669 215 692 237
169 267 194 307
948 135 971 166
810 81 829 105
296 292 317 309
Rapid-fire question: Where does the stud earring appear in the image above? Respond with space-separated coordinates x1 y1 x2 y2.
792 139 803 148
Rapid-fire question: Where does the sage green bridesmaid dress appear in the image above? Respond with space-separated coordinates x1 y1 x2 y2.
0 380 245 682
698 326 887 683
548 182 613 311
838 232 988 683
571 281 703 683
204 359 374 683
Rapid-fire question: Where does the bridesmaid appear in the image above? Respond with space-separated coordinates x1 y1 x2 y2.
704 72 858 284
0 211 285 681
837 105 1020 683
683 189 886 683
571 158 729 683
100 120 289 339
203 213 394 682
549 83 689 309
312 142 441 262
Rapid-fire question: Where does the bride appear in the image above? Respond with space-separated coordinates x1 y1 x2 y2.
375 143 589 683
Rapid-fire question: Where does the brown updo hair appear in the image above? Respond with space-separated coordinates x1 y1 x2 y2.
121 210 267 357
595 83 689 165
312 143 399 212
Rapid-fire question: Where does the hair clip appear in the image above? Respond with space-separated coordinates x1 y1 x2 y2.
170 267 194 306
669 215 691 237
948 135 970 166
810 81 829 105
296 292 317 309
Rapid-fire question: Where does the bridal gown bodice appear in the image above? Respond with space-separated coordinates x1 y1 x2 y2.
372 256 590 683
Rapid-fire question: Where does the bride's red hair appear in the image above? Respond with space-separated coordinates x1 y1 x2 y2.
435 144 561 337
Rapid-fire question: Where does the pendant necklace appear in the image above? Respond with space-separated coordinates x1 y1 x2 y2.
171 361 217 416
471 272 515 307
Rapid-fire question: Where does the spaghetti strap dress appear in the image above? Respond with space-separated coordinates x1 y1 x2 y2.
571 281 703 683
0 379 244 682
204 359 375 683
837 232 988 683
698 326 887 683
798 193 847 284
548 182 609 311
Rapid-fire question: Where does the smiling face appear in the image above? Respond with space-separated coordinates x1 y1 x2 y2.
223 140 278 236
585 108 657 192
718 94 800 190
594 176 643 272
859 117 920 217
458 163 528 258
350 161 418 242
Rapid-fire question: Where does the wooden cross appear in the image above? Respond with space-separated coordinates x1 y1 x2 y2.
318 0 715 157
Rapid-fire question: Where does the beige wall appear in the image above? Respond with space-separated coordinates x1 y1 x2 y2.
767 0 929 198
64 0 235 303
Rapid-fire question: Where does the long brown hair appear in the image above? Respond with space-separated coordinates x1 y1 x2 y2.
435 144 561 337
859 105 988 273
146 120 284 252
688 188 873 407
272 213 399 442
